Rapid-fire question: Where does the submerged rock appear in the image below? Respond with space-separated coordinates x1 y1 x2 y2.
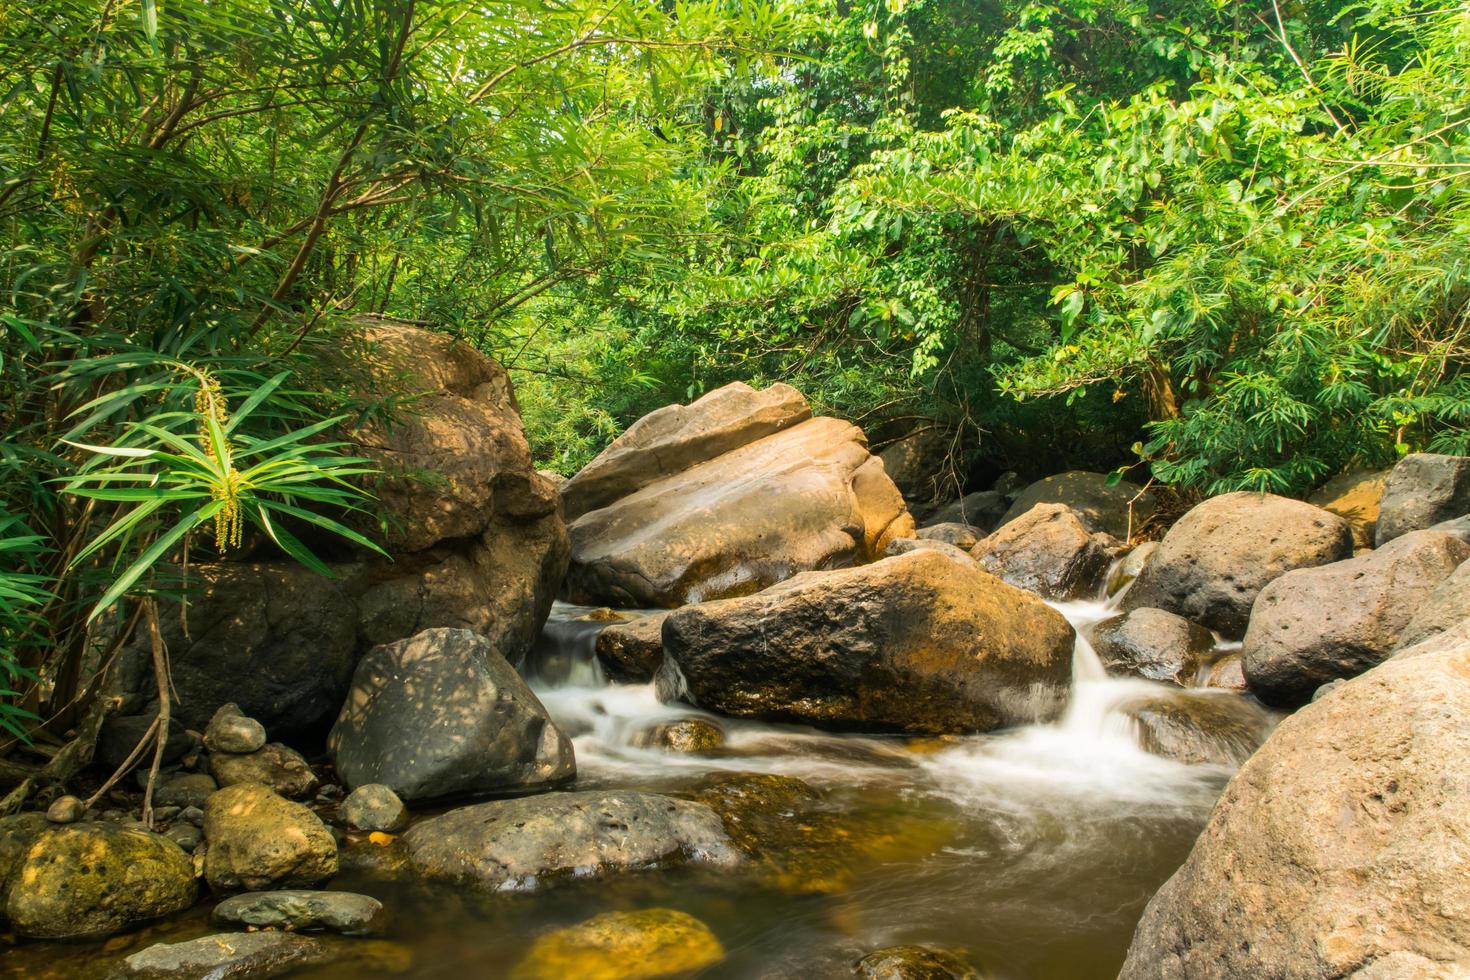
1087 608 1214 685
511 908 725 980
212 889 384 935
329 627 574 803
566 414 913 608
1308 467 1387 549
659 550 1074 734
998 470 1155 539
1121 492 1353 638
633 718 726 754
855 944 982 980
203 782 338 893
4 823 195 939
339 784 408 833
1242 529 1469 706
1374 452 1470 546
594 611 671 683
1119 693 1275 767
1120 631 1470 979
210 742 319 800
402 790 740 891
972 502 1118 599
112 931 411 979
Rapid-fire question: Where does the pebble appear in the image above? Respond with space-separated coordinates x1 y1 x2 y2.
339 784 408 833
203 703 268 755
45 796 84 824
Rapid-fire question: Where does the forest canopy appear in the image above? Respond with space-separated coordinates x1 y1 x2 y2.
2 0 1468 745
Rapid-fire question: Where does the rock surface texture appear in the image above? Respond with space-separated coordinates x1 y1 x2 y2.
203 783 338 893
1120 632 1470 979
1309 468 1388 548
998 470 1155 539
1087 608 1214 685
329 627 574 802
1375 452 1470 546
510 908 726 980
1121 491 1353 638
972 502 1118 598
658 550 1074 733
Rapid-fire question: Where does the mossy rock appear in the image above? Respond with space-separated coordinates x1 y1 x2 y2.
855 944 981 979
511 908 724 980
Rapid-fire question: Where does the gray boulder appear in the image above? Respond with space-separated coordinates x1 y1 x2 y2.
1119 693 1275 767
1242 530 1470 706
916 521 985 550
212 890 384 935
1395 558 1470 651
1375 452 1470 546
339 784 408 833
1120 631 1470 979
328 628 573 803
998 470 1155 539
403 791 740 891
658 550 1074 734
972 502 1118 599
1087 608 1214 685
926 491 1009 532
1121 492 1353 638
878 429 950 501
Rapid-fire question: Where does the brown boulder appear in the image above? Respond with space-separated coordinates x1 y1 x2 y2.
1120 633 1470 979
1121 492 1353 638
1309 468 1387 549
203 783 338 892
1394 558 1470 651
657 550 1074 734
999 470 1155 539
972 503 1118 599
1119 692 1275 766
1087 608 1214 685
915 522 985 550
594 611 671 683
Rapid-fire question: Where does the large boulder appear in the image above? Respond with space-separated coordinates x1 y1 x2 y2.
1309 468 1387 549
657 550 1075 734
1120 632 1470 979
1087 608 1214 685
4 824 195 939
1121 492 1353 638
877 429 950 501
594 611 671 683
203 782 338 892
998 471 1155 539
926 491 1009 532
971 503 1118 599
1242 530 1470 706
329 628 574 803
402 791 741 891
1375 453 1470 546
511 908 726 980
1394 558 1470 651
1119 692 1275 766
566 416 914 608
563 381 811 519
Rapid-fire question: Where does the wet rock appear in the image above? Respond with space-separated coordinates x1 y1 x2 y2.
660 550 1073 734
5 823 195 939
1308 467 1387 549
329 628 574 803
403 790 740 891
926 492 1009 532
1242 529 1470 706
684 773 823 856
154 772 218 810
203 703 267 755
203 782 338 893
594 611 671 683
1087 609 1214 685
1203 654 1247 693
45 795 83 824
211 743 319 800
1375 452 1470 546
915 522 985 550
1119 693 1275 766
1105 541 1159 597
855 944 982 979
972 502 1119 599
212 889 384 935
566 415 913 608
1121 492 1353 638
563 381 812 520
511 908 725 980
1120 632 1470 979
1394 557 1470 651
111 931 411 979
633 718 726 753
0 813 50 918
339 784 408 833
998 470 1155 539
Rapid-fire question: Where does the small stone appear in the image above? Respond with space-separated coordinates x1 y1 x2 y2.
180 805 205 826
212 889 384 935
210 743 319 799
45 795 84 824
203 703 268 754
340 784 408 833
164 823 202 852
154 772 218 809
633 719 725 754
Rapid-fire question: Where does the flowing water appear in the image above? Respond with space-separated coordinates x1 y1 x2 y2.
6 588 1243 980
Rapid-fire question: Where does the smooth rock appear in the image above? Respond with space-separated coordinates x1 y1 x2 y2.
562 381 812 520
211 743 320 800
403 790 740 891
111 931 410 979
659 550 1074 734
1105 541 1159 597
212 889 384 935
1204 654 1247 693
915 522 985 550
5 823 195 939
972 502 1118 599
566 415 913 608
594 611 671 684
998 470 1155 539
97 714 193 774
855 944 982 979
203 782 338 893
884 536 980 567
45 795 83 824
633 719 726 754
926 492 1009 532
1242 529 1470 706
511 908 725 980
1308 468 1388 548
1394 557 1470 651
1087 609 1214 685
155 772 218 809
1120 693 1275 767
1375 452 1470 546
1121 492 1353 638
329 628 574 803
1120 632 1470 979
340 784 408 833
163 823 202 852
203 703 267 755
